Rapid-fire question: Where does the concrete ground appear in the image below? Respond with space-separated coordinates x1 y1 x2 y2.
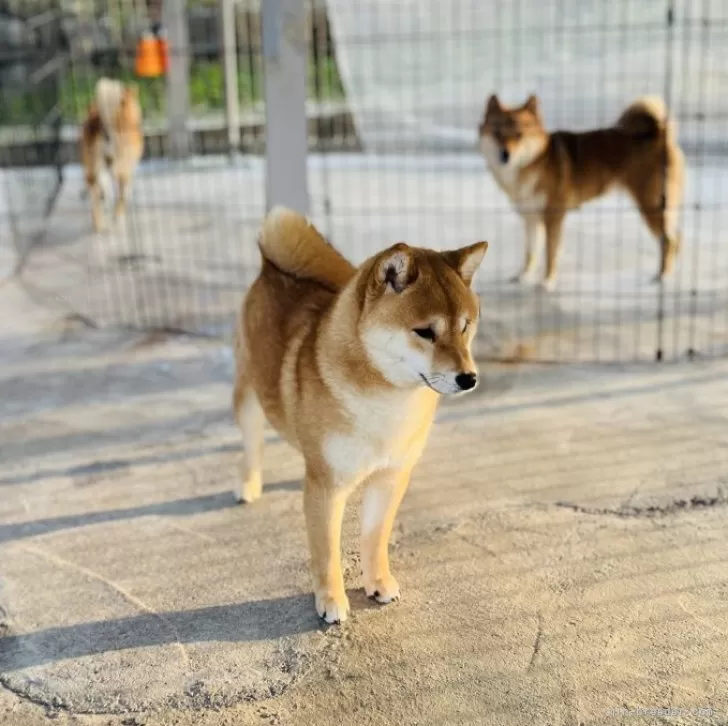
1 276 727 726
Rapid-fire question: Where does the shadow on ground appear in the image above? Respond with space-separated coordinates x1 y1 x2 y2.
0 593 323 672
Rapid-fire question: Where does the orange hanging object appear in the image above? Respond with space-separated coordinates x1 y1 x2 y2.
134 33 166 78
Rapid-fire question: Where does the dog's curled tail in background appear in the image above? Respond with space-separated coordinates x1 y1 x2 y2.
616 95 676 144
259 206 356 291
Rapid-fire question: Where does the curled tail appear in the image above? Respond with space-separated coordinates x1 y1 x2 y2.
95 77 124 133
258 206 356 291
616 95 676 143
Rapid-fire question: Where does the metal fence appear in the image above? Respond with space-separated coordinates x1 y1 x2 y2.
0 1 67 272
1 0 726 363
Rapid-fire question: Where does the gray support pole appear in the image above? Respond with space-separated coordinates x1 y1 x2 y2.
220 0 240 153
262 0 309 214
164 0 191 159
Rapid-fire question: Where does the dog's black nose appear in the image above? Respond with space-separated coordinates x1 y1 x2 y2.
500 148 510 164
455 372 477 391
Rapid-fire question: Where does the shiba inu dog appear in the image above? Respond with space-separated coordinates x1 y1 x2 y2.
80 78 143 232
479 94 684 289
233 207 487 623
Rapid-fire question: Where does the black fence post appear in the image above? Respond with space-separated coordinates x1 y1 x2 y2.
656 0 676 362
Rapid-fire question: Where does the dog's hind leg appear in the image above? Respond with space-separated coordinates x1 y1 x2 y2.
635 193 682 283
87 173 105 233
82 134 105 232
233 376 265 503
113 168 130 222
631 149 684 282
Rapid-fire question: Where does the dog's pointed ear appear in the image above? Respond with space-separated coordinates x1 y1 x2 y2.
443 241 488 287
375 243 418 293
486 94 501 114
523 94 539 115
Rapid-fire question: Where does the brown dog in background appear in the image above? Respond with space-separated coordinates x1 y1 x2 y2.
479 94 684 290
80 78 143 232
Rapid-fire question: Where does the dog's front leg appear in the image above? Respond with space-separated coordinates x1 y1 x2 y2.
360 467 411 604
512 213 544 283
543 210 566 291
304 474 350 624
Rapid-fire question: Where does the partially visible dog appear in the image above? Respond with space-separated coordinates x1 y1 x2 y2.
80 78 143 232
233 207 487 623
478 94 684 289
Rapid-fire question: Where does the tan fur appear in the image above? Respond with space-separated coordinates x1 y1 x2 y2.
234 207 488 623
80 78 143 232
478 94 685 289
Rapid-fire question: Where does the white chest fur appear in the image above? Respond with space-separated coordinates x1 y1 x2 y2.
323 389 433 486
480 136 546 215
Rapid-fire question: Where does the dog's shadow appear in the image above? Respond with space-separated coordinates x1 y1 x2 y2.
0 479 302 545
0 593 324 672
264 478 302 495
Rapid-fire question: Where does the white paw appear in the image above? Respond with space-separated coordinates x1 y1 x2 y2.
315 590 350 624
236 473 262 504
236 466 262 504
364 574 401 604
509 272 532 285
540 278 556 292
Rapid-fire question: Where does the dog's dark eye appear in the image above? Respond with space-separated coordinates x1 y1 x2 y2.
462 320 470 334
413 327 436 342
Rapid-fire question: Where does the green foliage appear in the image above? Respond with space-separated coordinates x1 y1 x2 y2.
59 69 166 122
0 55 346 126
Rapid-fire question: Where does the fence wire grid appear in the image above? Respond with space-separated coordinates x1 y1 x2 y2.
1 0 727 364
